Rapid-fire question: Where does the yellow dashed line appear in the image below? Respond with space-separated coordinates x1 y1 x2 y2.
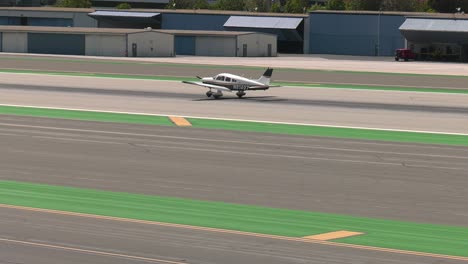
169 116 192 127
1 204 468 262
303 230 364 241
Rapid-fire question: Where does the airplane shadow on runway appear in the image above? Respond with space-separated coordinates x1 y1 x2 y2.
193 96 288 102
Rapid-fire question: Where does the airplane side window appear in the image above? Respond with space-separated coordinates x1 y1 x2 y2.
232 79 237 82
216 76 222 80
220 76 225 81
225 77 231 82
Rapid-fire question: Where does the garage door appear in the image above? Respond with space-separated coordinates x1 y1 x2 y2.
28 33 85 55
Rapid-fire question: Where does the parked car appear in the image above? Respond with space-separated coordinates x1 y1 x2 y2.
395 49 416 61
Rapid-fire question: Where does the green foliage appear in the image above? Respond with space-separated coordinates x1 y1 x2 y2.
309 4 326 11
116 3 131 9
193 0 209 9
326 0 345 10
428 0 468 13
244 0 270 12
214 0 245 10
55 0 91 8
271 2 282 12
284 0 308 13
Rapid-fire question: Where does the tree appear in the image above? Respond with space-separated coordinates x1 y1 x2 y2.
284 0 308 13
244 0 266 12
167 0 188 9
344 0 381 11
271 1 282 12
193 0 209 9
55 0 91 8
326 0 345 10
116 3 131 9
428 0 468 13
214 0 245 11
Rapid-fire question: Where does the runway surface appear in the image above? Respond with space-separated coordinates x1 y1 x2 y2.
1 58 467 263
2 54 468 89
3 207 462 264
0 73 467 133
1 115 467 226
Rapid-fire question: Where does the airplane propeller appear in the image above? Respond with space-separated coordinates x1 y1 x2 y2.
196 76 202 79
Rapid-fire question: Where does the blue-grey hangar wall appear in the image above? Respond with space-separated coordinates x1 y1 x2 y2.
308 11 406 56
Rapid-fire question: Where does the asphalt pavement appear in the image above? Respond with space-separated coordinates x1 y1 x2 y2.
1 116 467 226
3 206 462 264
1 54 468 89
0 73 467 133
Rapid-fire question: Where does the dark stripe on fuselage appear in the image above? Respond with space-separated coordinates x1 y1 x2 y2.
204 80 268 91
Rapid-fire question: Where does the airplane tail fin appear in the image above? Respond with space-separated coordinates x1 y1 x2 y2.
257 68 273 85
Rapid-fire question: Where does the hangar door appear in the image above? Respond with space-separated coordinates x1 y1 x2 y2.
28 33 85 55
175 36 196 55
195 36 236 56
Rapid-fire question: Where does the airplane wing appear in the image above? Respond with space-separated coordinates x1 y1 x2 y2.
182 81 232 92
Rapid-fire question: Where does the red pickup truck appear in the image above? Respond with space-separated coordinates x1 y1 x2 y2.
395 49 416 61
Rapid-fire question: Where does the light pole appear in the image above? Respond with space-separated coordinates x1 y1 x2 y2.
377 8 382 56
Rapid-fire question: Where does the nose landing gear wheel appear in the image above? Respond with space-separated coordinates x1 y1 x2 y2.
236 92 246 98
206 91 212 97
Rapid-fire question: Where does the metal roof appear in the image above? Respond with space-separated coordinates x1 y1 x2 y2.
0 25 159 34
88 11 160 18
399 18 468 44
400 18 468 33
224 16 303 30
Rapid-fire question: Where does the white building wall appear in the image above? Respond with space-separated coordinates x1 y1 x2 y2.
237 33 277 57
85 34 127 57
128 31 174 57
2 32 27 53
195 36 236 56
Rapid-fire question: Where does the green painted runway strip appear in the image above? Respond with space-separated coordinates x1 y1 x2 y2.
0 105 173 126
1 68 467 94
187 118 468 146
1 105 468 146
1 180 467 257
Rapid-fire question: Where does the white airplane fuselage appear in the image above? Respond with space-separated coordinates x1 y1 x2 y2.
201 73 269 92
182 68 274 99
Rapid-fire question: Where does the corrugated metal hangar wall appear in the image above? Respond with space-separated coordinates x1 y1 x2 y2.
0 27 174 57
308 11 406 56
172 31 277 57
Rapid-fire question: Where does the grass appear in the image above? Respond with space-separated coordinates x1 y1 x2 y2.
1 180 467 257
1 105 468 146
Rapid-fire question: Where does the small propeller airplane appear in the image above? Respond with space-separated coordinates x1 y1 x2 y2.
182 68 276 99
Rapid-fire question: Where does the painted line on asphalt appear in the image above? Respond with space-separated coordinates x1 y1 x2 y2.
1 103 467 136
1 204 467 262
169 116 192 127
0 237 187 264
304 231 364 241
2 68 468 93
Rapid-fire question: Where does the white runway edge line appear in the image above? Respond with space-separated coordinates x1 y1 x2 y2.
1 103 468 136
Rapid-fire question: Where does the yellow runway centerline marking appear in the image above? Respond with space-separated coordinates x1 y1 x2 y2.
303 230 364 241
169 116 192 127
1 204 468 262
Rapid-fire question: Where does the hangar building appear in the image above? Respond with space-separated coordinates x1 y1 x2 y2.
0 25 275 57
0 26 174 57
399 17 468 61
171 30 276 57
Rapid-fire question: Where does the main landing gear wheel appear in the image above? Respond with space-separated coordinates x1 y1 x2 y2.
206 91 213 97
213 94 222 99
236 92 246 98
